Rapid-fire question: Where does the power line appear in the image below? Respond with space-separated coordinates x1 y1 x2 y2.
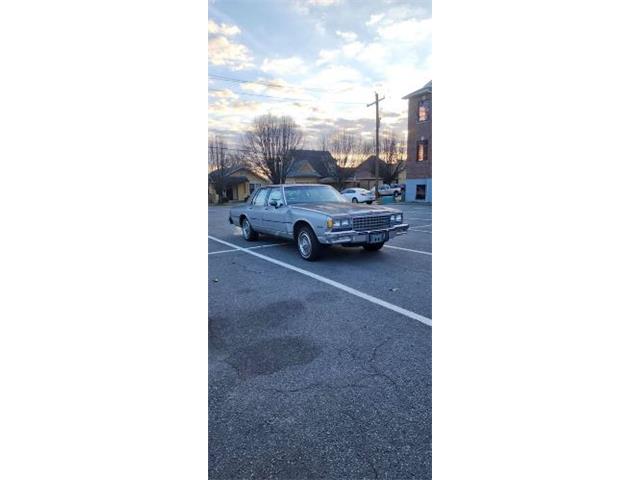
208 73 352 94
210 145 253 153
209 88 366 105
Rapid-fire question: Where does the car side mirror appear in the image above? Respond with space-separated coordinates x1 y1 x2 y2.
269 199 280 208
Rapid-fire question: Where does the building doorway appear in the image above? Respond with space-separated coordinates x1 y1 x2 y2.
416 184 426 201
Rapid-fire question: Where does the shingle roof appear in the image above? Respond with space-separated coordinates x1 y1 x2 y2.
208 173 248 186
287 150 337 178
208 166 268 183
402 81 432 99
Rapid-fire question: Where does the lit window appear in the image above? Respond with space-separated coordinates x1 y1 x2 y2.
417 141 428 162
418 100 429 122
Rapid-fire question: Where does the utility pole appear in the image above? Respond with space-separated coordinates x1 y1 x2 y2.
367 92 385 197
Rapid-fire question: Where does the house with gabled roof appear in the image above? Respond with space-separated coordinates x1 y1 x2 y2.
285 150 354 187
208 166 269 203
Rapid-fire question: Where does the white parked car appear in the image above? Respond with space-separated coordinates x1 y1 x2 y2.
341 188 375 204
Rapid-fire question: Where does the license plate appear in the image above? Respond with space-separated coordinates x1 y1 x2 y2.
368 232 386 243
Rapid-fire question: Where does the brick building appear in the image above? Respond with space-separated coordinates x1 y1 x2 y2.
402 81 432 203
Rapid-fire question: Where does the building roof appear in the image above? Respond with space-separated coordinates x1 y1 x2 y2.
288 150 337 178
208 174 248 186
208 166 268 183
402 81 432 99
355 155 381 173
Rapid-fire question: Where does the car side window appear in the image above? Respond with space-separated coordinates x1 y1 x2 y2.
344 189 353 194
266 187 283 206
253 188 268 206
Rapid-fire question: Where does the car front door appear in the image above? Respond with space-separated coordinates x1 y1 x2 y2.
262 187 288 235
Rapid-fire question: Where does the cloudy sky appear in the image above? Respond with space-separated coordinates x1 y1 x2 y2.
209 0 431 150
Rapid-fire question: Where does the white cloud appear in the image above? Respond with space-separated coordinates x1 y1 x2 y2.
208 19 253 70
354 41 388 64
316 48 340 66
305 0 340 6
336 30 357 42
292 0 341 15
377 18 432 42
208 36 254 70
261 56 307 75
301 64 363 94
366 13 384 26
208 20 240 36
209 88 237 99
342 41 364 58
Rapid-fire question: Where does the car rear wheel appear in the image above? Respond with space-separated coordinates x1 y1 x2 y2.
297 226 322 261
241 217 259 241
351 197 358 203
363 242 384 252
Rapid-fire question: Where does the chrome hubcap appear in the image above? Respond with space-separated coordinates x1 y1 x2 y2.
298 233 311 257
242 220 250 238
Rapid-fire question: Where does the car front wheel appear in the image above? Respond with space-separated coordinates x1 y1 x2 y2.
297 226 322 261
241 217 259 241
363 242 384 252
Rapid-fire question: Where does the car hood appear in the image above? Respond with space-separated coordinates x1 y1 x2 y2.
289 202 399 216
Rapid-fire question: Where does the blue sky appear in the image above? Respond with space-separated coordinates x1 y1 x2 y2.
209 0 432 148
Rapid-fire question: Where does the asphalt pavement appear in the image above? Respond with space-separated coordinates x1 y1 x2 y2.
209 201 432 479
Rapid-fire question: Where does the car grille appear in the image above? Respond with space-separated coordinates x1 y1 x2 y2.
352 215 391 232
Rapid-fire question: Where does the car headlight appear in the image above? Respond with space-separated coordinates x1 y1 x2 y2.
326 218 334 229
330 218 350 229
392 214 402 223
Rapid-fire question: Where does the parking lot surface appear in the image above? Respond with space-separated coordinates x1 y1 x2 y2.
209 202 432 479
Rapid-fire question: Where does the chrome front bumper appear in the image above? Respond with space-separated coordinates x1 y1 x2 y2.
319 223 409 244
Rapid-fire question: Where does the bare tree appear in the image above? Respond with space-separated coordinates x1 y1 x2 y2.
208 134 232 204
317 133 330 152
369 130 407 185
327 130 360 190
243 114 303 184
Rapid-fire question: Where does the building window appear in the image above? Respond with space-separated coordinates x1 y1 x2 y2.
416 184 426 200
417 140 428 162
417 99 430 122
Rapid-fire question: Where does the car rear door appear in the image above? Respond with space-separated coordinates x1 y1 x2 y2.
247 188 269 230
262 186 288 235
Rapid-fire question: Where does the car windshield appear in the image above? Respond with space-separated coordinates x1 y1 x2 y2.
284 185 347 204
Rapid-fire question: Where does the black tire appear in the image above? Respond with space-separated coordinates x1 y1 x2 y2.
366 201 373 204
394 191 400 198
296 225 322 261
352 197 358 203
241 217 259 241
363 242 384 252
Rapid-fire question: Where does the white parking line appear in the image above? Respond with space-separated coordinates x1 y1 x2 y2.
208 242 287 255
208 235 432 327
384 245 432 256
409 228 432 234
